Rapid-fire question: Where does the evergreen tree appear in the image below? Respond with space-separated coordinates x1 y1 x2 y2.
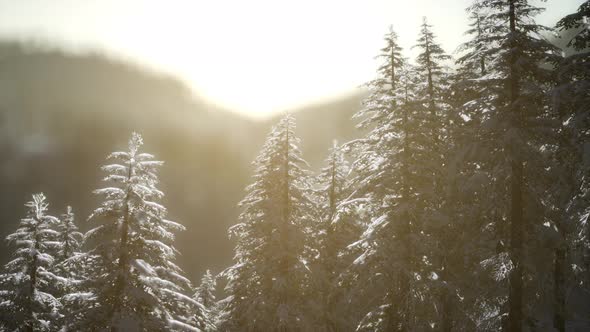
0 193 62 331
458 0 561 330
79 133 206 331
414 16 452 142
345 26 438 331
310 141 356 331
52 206 85 331
219 114 316 331
552 2 590 330
414 17 463 331
55 206 83 265
194 269 218 331
457 8 494 77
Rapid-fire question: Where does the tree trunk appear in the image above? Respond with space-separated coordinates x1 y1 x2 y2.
508 1 524 331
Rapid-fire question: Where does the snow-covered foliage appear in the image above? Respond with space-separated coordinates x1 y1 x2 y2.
455 0 564 330
194 270 218 331
341 25 446 331
219 114 317 331
0 193 62 331
78 132 207 331
306 141 359 331
55 206 83 264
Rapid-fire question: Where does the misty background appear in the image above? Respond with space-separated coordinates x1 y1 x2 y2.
0 41 363 281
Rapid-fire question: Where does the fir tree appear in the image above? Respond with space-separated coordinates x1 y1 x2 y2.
413 17 461 331
52 206 85 331
79 133 206 331
458 0 561 330
193 269 218 331
0 193 62 332
55 206 83 265
552 2 590 330
219 114 316 331
310 141 355 331
345 26 438 331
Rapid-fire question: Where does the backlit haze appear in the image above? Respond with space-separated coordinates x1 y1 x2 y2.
0 0 582 118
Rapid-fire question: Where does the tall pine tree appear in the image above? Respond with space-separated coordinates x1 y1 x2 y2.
459 0 561 329
346 26 438 331
219 114 316 331
80 133 206 331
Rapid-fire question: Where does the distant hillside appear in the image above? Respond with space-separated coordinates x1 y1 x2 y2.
0 41 261 280
0 41 365 282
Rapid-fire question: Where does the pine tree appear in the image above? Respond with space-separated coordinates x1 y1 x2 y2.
219 114 316 331
553 2 590 330
0 193 62 332
55 206 83 265
457 8 494 77
310 141 356 331
458 1 561 330
413 17 462 332
80 132 205 331
52 206 86 331
194 269 218 331
414 16 452 142
345 26 438 331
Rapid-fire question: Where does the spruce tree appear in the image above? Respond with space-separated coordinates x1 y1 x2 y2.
194 269 218 331
55 206 83 265
346 26 437 331
219 114 315 331
0 194 62 332
80 133 205 331
414 17 462 331
458 0 561 330
310 141 355 331
553 2 590 330
52 206 85 331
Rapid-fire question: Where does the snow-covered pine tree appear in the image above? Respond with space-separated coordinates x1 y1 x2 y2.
52 206 86 330
309 141 357 331
552 2 590 330
414 16 452 143
457 8 494 77
458 0 561 330
0 193 62 332
194 270 217 331
413 17 463 332
219 114 316 331
344 26 437 331
55 206 83 265
80 132 206 331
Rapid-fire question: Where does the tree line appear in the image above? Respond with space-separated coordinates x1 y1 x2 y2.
1 0 589 331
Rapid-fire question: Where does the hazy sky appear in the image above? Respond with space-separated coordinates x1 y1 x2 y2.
0 0 583 117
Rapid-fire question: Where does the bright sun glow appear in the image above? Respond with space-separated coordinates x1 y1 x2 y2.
0 0 581 117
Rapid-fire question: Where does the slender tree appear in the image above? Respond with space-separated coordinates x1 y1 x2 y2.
310 141 355 331
552 2 590 330
345 26 438 331
0 194 61 332
459 0 561 330
52 206 86 331
194 269 218 331
414 17 461 332
219 114 316 331
80 133 205 331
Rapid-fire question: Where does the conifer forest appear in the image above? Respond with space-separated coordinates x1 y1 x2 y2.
0 0 589 331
